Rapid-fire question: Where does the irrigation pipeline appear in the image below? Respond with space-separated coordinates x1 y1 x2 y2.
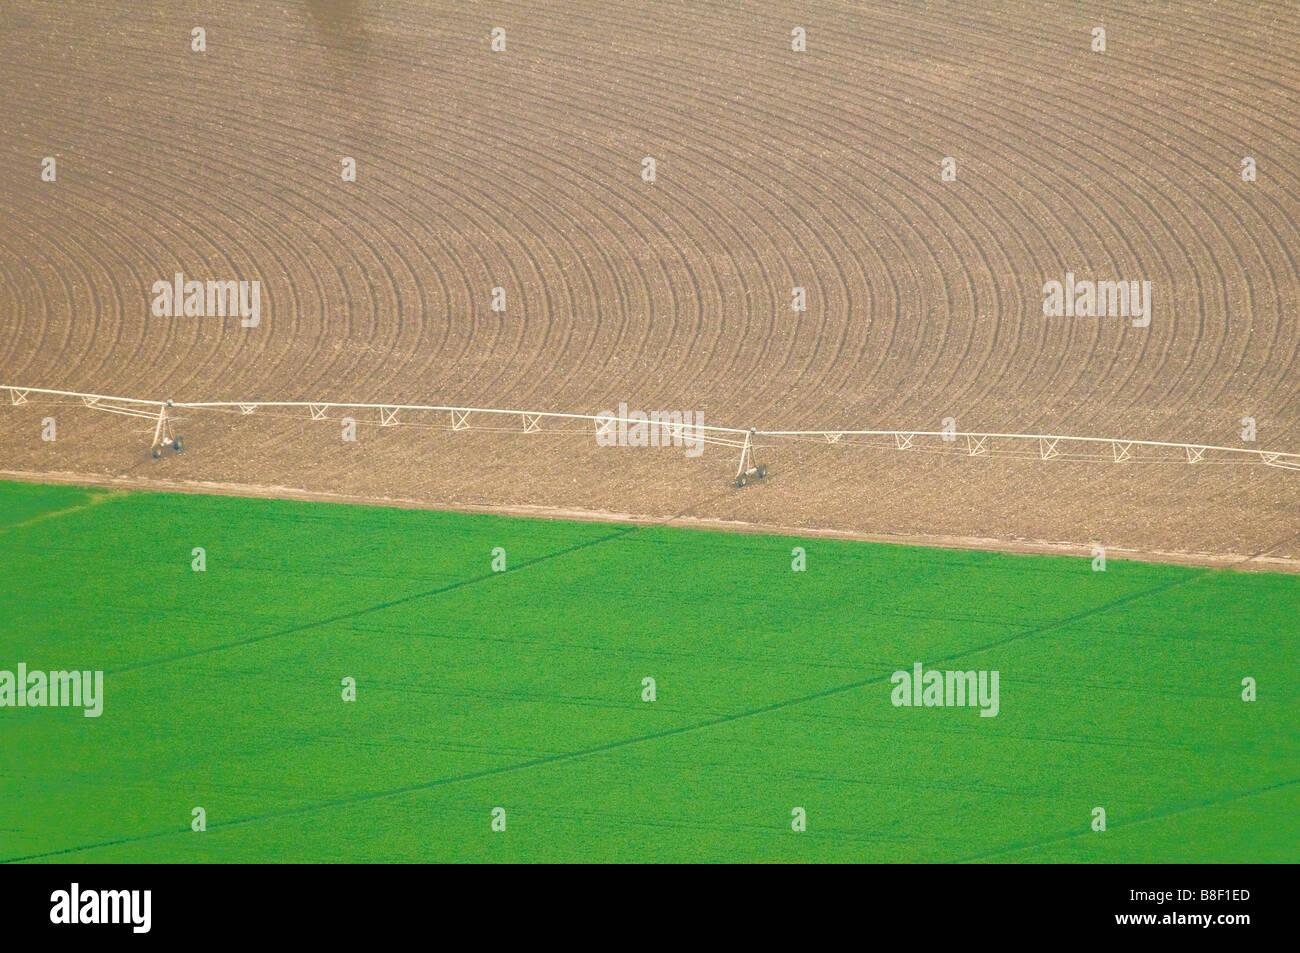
4 384 1299 471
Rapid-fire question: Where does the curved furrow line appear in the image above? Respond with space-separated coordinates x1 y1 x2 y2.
0 179 122 391
1056 34 1288 421
696 3 1129 429
559 8 852 413
0 223 34 371
0 204 75 388
0 183 63 380
259 22 687 410
797 76 1097 428
996 0 1300 429
608 0 1300 426
81 27 472 404
500 6 781 406
439 75 761 411
848 4 1161 433
786 1 1088 427
457 6 860 415
5 49 286 399
0 153 120 389
771 9 1016 422
588 5 962 423
185 15 413 398
248 56 654 411
2 78 303 402
1091 2 1300 427
842 0 1289 434
123 108 399 402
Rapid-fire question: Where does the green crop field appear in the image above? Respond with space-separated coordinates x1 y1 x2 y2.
0 479 1295 863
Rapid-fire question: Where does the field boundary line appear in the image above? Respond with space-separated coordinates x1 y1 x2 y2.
2 469 1295 573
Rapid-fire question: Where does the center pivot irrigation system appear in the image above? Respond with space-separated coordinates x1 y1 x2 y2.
6 385 1300 485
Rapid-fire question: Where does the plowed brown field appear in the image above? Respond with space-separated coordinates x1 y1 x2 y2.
2 1 1298 567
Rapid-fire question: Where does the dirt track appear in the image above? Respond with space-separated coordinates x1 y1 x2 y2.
1 1 1298 567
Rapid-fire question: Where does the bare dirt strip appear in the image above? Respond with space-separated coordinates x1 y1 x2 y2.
3 465 1295 574
1 1 1297 568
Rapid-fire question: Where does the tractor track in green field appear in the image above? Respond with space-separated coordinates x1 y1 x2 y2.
0 488 124 534
104 525 642 677
955 777 1300 863
104 486 743 678
4 564 1212 863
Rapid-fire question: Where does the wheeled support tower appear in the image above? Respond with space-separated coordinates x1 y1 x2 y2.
151 401 184 458
734 428 767 487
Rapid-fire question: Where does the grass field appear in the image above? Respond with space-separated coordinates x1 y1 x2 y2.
0 479 1295 863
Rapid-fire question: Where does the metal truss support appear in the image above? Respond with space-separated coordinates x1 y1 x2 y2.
152 404 168 447
7 383 1300 473
734 428 769 487
149 402 181 457
735 428 755 480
